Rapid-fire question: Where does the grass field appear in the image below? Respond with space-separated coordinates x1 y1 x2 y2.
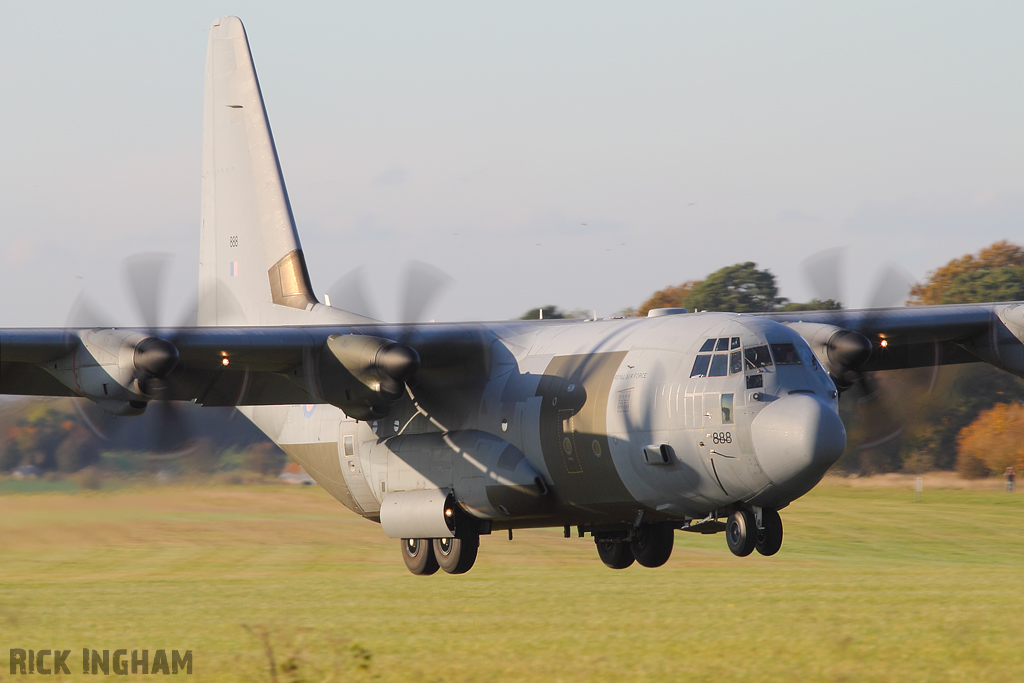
1 481 1022 682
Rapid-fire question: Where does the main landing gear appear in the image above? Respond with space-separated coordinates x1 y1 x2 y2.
400 535 480 575
726 508 783 558
595 522 675 569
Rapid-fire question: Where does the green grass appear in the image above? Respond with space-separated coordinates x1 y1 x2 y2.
1 483 1022 682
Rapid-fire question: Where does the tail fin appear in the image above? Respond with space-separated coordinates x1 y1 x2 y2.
198 16 317 326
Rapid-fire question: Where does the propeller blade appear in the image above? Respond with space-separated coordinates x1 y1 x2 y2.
147 400 196 456
399 260 453 324
802 247 845 305
865 263 913 309
66 291 115 329
123 252 173 331
325 265 378 320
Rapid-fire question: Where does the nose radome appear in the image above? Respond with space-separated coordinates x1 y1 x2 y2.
750 394 846 499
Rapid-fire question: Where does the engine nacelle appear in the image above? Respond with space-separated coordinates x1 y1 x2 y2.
786 322 871 389
317 334 419 420
41 329 179 412
959 303 1024 378
44 329 148 402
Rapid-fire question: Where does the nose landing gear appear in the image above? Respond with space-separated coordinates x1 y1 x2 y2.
726 507 784 557
726 509 757 557
754 508 784 556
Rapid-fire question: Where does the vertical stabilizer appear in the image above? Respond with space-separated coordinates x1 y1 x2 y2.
199 16 317 326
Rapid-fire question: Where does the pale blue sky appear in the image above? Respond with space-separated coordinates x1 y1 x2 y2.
1 2 1022 326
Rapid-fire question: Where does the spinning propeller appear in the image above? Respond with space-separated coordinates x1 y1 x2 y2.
321 261 453 417
70 253 197 457
801 248 918 454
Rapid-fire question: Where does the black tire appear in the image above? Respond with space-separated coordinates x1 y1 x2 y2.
596 539 635 569
401 538 439 575
630 523 674 568
726 509 756 557
433 536 479 574
755 509 784 556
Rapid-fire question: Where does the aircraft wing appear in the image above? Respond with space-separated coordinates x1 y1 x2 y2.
762 302 1024 374
0 324 493 412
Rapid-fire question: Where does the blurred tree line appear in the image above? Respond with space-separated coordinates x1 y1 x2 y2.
0 398 283 477
845 241 1024 476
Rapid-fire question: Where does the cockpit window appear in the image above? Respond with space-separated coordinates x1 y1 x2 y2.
796 344 820 369
731 337 741 349
715 337 730 352
699 339 716 353
709 354 728 377
770 343 801 365
744 345 773 370
729 350 742 374
690 354 711 377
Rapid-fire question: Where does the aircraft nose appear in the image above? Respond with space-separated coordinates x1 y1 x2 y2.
750 394 846 500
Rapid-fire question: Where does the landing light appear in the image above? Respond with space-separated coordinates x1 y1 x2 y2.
222 357 230 366
880 339 888 348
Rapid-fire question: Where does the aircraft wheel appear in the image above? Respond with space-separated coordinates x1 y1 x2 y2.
433 536 479 574
596 539 635 569
726 509 756 557
630 523 674 568
755 509 784 556
401 538 439 575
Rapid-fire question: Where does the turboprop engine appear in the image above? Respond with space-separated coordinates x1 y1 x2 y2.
785 322 872 390
317 334 420 420
43 329 179 415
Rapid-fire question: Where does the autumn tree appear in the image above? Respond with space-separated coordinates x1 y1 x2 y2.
908 241 1024 305
0 402 99 473
637 281 698 317
955 402 1024 478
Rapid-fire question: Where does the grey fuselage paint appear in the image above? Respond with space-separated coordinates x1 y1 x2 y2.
242 311 840 531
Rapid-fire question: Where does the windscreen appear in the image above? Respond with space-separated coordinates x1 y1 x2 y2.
744 345 773 370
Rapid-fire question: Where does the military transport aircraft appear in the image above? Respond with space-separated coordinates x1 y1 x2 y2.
2 16 1022 575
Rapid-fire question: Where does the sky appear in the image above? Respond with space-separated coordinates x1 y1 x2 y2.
1 2 1022 327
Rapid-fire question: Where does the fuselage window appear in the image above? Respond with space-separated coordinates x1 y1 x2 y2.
690 355 711 377
343 434 355 456
770 343 801 365
699 339 716 353
709 354 729 377
729 350 742 374
715 337 730 352
721 393 734 424
744 345 773 370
